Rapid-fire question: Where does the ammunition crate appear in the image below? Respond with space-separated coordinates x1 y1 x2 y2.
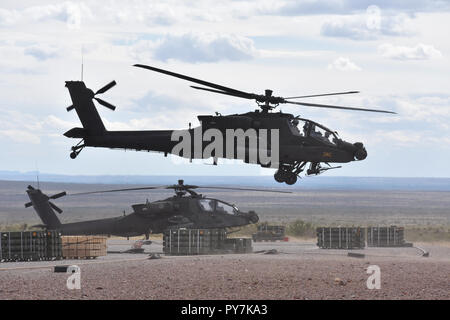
252 224 286 242
223 238 253 253
316 227 365 249
0 231 62 262
367 226 407 247
163 229 252 255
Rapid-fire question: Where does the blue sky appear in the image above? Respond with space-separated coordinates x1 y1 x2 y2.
0 0 449 178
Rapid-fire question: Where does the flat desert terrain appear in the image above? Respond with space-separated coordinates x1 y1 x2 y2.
1 180 449 227
0 240 448 300
1 179 448 300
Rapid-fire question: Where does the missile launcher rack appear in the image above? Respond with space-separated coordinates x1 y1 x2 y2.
163 228 252 255
0 231 62 262
316 227 365 249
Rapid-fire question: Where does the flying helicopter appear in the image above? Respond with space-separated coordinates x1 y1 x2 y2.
63 64 396 185
24 180 290 239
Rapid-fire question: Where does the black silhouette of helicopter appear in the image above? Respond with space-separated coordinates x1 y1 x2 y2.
25 180 289 239
64 65 395 185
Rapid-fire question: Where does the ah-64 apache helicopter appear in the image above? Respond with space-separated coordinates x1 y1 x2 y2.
24 180 289 239
64 65 395 185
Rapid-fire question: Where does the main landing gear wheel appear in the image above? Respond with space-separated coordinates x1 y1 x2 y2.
274 169 298 185
274 170 285 183
285 174 297 185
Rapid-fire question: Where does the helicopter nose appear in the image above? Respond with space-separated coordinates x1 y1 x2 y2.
353 142 367 160
247 210 259 224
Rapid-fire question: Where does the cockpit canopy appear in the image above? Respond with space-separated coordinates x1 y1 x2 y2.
198 198 238 215
289 118 340 145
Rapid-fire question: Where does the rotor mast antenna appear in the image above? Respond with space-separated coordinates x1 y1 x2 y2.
81 46 84 81
35 161 40 189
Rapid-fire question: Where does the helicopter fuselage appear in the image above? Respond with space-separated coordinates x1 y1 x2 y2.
26 186 259 238
64 80 368 185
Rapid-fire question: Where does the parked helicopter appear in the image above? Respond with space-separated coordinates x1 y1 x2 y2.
63 65 395 185
25 180 290 239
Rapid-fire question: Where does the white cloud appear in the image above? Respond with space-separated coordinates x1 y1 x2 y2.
0 8 20 26
24 45 60 61
0 2 92 29
379 43 442 60
109 2 177 26
44 115 77 131
263 0 450 16
0 129 41 144
131 33 257 63
321 10 415 40
328 57 361 71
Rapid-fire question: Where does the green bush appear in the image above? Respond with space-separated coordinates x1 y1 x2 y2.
286 220 315 237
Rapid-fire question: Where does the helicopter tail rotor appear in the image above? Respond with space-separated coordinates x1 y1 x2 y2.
67 80 117 112
25 188 66 214
25 187 65 229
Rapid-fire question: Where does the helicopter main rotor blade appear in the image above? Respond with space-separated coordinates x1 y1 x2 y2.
190 86 255 100
284 91 359 99
70 186 166 196
285 101 396 114
134 64 253 97
95 80 117 95
195 186 292 194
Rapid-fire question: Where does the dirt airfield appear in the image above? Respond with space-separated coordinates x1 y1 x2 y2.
0 239 449 300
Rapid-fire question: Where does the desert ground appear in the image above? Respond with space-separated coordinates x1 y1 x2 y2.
0 239 449 300
1 179 448 300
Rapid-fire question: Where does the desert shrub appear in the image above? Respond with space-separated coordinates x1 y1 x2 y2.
286 220 315 237
0 223 29 231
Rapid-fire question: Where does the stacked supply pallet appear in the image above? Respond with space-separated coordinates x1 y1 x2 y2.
367 226 410 247
316 227 365 249
0 231 62 262
61 236 107 259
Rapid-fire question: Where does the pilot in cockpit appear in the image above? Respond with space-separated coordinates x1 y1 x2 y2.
291 119 301 135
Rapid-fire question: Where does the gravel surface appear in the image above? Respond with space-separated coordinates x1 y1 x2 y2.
0 241 449 300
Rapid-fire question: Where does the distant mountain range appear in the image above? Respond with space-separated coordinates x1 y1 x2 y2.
1 170 449 191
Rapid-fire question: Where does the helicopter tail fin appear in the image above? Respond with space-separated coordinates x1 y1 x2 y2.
25 186 62 229
64 81 107 137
